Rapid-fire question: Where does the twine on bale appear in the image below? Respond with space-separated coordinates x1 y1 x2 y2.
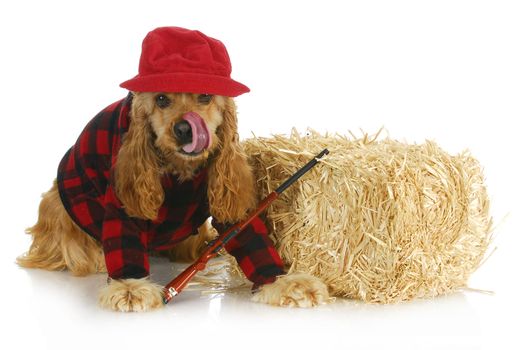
242 129 493 304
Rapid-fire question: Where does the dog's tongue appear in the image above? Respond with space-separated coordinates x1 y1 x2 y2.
182 112 211 154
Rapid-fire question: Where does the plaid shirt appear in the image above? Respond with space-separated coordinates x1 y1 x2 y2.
56 94 283 287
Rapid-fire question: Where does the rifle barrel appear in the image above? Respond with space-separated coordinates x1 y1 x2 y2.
275 149 329 194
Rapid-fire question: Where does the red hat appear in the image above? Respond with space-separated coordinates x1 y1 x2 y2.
120 27 250 97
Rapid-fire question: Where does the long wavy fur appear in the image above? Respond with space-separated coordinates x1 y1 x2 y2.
207 98 256 223
114 93 164 220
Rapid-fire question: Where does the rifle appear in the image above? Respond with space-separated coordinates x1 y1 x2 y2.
163 148 329 304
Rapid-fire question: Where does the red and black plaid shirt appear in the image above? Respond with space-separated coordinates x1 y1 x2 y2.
57 94 284 286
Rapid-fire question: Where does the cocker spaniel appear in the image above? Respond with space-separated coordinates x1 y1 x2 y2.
17 92 330 311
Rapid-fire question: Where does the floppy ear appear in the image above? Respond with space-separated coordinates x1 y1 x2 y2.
114 93 164 220
207 97 256 223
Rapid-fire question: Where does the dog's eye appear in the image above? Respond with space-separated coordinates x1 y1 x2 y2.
155 94 171 109
197 94 213 105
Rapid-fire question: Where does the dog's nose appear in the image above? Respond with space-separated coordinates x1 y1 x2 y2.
173 121 192 144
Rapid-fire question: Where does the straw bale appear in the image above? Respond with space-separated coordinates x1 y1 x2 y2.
242 129 493 303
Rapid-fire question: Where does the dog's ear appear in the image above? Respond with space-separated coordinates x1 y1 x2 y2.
114 93 164 220
207 97 256 223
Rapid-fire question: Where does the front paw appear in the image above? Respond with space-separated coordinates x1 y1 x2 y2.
98 277 164 312
252 273 330 308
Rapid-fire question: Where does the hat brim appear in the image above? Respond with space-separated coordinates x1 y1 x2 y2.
119 72 250 97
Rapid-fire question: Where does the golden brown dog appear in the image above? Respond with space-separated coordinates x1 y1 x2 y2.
17 92 330 311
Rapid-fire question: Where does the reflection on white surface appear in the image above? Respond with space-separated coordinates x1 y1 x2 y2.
6 241 519 350
21 257 481 323
207 293 224 319
2 221 506 341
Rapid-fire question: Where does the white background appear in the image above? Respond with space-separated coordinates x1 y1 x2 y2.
1 0 523 349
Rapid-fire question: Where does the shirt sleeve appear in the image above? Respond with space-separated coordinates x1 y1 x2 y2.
101 184 150 280
211 216 285 289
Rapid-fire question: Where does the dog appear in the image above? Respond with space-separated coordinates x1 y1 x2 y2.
17 27 330 311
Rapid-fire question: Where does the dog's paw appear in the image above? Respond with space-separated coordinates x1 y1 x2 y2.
98 277 164 312
252 273 330 308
